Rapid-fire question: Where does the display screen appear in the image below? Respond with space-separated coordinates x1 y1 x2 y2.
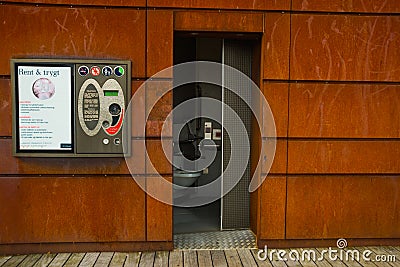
104 90 119 97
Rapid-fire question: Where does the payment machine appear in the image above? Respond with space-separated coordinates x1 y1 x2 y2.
11 59 131 157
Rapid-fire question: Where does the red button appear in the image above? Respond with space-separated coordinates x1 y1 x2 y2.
90 66 101 76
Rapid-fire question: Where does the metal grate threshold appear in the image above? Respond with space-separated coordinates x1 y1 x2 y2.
174 229 257 250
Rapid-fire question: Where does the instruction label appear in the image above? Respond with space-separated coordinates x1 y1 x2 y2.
17 66 72 150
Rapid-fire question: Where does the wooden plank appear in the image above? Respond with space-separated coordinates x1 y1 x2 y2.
250 249 274 267
268 250 287 267
368 246 391 255
311 248 339 266
379 247 400 265
138 252 155 267
109 252 126 267
310 248 338 267
392 247 400 253
197 250 212 267
295 249 317 267
15 254 41 266
1 255 27 267
290 15 400 82
343 247 369 267
224 249 242 267
310 257 331 266
94 252 114 266
33 254 57 267
48 253 71 267
174 11 264 33
210 250 228 267
363 247 393 267
64 253 85 267
382 246 400 255
281 249 300 267
183 251 198 267
168 251 183 267
153 251 169 267
0 256 11 266
79 253 100 267
237 249 257 266
124 252 141 267
315 247 349 267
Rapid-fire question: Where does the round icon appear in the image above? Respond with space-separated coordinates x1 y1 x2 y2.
102 66 113 76
114 66 125 77
90 66 101 76
109 103 122 115
32 78 55 100
102 138 110 145
78 65 89 76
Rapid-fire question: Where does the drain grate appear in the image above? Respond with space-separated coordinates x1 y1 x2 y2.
174 230 257 250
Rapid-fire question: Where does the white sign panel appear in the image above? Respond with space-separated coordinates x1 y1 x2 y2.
17 65 72 151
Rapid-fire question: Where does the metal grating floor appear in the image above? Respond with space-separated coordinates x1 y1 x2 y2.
174 230 257 250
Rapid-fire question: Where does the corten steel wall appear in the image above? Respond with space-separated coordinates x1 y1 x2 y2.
0 0 173 254
0 0 399 253
259 1 400 248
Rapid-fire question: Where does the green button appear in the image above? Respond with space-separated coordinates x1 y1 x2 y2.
114 66 124 77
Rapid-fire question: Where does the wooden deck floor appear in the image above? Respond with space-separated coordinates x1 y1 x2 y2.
0 247 399 267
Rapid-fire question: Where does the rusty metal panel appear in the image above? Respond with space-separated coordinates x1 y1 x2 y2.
0 139 145 174
146 139 172 175
286 176 400 239
0 78 11 137
260 176 286 239
130 81 146 137
0 5 146 77
146 176 172 241
263 13 290 80
262 139 287 174
147 10 173 78
290 14 400 81
0 177 146 243
289 83 400 138
292 0 400 13
288 140 400 174
148 0 290 10
262 82 288 137
146 81 173 137
250 189 260 235
3 0 145 6
174 11 264 33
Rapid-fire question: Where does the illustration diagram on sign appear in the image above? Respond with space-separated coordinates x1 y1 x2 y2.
32 78 55 100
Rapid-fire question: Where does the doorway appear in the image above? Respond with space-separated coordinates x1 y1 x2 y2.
172 34 259 235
